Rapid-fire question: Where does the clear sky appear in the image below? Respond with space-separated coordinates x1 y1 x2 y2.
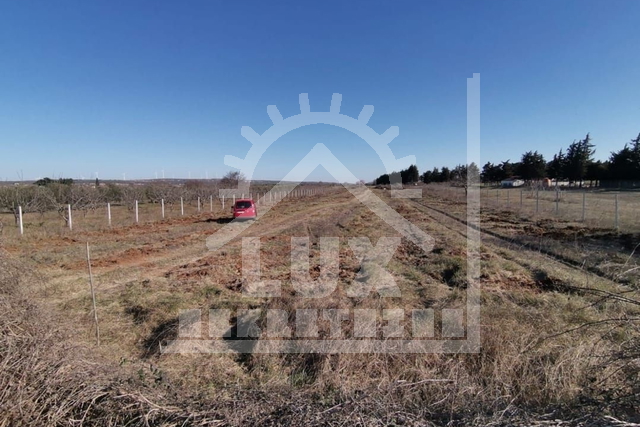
1 0 639 182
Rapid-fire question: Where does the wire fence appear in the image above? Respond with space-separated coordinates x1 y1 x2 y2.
423 185 640 232
1 187 327 238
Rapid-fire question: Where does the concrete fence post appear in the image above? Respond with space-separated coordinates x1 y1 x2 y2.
68 204 73 230
135 200 139 223
181 197 184 216
161 199 165 219
107 203 111 227
18 205 23 236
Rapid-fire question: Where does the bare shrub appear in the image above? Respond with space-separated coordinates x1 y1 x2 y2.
0 185 50 225
0 251 230 426
120 185 147 211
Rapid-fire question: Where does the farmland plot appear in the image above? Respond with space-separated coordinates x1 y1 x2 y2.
0 186 638 426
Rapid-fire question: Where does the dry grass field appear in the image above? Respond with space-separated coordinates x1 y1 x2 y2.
1 185 639 426
426 184 640 232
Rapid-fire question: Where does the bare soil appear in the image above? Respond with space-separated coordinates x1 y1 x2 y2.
1 186 639 426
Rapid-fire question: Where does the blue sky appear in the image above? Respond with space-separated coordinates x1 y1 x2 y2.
1 0 639 182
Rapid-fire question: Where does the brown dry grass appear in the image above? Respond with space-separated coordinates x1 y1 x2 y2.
424 183 640 232
1 186 639 425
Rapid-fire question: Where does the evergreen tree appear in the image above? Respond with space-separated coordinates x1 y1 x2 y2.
586 160 608 186
498 160 514 181
519 151 546 181
564 134 595 187
609 133 640 181
481 162 501 184
440 167 451 182
547 149 565 181
402 164 420 183
431 167 440 182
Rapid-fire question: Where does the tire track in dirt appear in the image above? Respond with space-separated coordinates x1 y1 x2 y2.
162 194 366 282
399 195 626 291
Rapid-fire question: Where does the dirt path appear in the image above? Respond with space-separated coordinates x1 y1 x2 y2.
385 193 628 295
39 189 366 295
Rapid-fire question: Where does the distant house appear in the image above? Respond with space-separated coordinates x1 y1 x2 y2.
501 177 525 188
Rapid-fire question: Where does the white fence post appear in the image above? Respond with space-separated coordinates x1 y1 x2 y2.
161 199 165 219
181 197 184 216
197 197 201 212
135 200 139 223
18 205 23 236
68 204 73 230
222 195 225 210
210 195 213 212
107 203 111 227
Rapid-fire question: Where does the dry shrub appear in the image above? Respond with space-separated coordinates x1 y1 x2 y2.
0 252 227 426
209 282 637 423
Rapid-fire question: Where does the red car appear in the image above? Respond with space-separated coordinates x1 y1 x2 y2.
232 199 257 220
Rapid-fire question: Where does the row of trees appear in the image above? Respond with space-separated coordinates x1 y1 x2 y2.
386 133 639 188
481 133 640 186
374 165 420 186
421 164 480 184
374 164 481 186
0 179 223 226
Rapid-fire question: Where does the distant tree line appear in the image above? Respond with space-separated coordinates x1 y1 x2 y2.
35 177 75 186
376 133 639 188
374 164 481 186
480 133 640 187
420 163 480 184
480 134 598 186
374 165 420 185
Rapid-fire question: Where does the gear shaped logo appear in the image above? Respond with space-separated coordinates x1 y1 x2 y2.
177 74 482 355
223 93 419 197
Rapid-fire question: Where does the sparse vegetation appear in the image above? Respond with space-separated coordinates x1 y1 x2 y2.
1 186 638 425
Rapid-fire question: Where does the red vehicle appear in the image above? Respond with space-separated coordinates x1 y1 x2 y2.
232 199 257 220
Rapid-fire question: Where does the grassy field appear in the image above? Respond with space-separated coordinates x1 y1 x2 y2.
1 185 639 425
